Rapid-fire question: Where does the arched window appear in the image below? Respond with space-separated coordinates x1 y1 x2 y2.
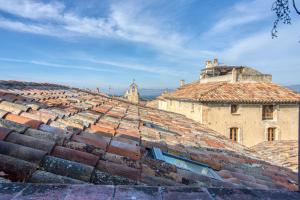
230 127 238 142
267 127 276 141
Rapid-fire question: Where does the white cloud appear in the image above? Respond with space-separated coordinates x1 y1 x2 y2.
0 0 201 60
0 0 64 20
218 20 300 84
208 0 273 34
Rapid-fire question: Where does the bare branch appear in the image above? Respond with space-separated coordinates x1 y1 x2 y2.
272 0 291 38
293 0 300 14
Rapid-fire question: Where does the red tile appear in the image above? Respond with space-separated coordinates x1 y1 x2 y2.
89 124 115 137
5 113 43 129
96 121 118 129
5 132 55 153
0 154 37 181
115 128 140 142
23 110 57 124
72 134 109 150
0 127 12 140
97 160 141 181
0 140 47 165
52 146 99 166
107 140 141 161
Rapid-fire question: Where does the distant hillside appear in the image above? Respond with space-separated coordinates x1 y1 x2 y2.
287 85 300 93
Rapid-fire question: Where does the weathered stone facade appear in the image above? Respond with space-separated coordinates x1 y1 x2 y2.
159 99 298 147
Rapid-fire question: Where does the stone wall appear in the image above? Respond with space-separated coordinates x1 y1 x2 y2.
199 74 232 83
158 100 299 147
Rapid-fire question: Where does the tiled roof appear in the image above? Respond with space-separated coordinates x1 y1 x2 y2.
162 82 300 103
0 184 300 200
251 140 298 172
0 80 298 191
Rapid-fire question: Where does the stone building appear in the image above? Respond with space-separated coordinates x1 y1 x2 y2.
124 81 140 104
158 59 300 147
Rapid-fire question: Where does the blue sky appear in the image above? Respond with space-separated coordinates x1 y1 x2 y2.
0 0 299 92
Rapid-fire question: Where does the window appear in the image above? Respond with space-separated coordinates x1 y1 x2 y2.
152 147 221 180
230 127 238 142
267 128 276 141
262 105 274 120
231 104 238 114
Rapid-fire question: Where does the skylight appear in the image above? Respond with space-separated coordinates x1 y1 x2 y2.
152 147 222 180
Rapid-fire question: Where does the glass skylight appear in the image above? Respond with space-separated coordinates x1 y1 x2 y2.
152 147 222 180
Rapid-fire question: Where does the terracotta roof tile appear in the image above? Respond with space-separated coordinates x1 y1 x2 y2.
0 101 30 115
4 114 43 129
51 146 99 166
0 154 37 181
164 82 300 103
41 156 94 182
72 134 109 151
107 139 141 161
97 160 141 181
29 170 85 184
0 80 297 191
21 110 57 124
0 141 46 164
89 124 116 137
0 109 8 119
5 132 55 153
0 118 29 133
0 127 12 140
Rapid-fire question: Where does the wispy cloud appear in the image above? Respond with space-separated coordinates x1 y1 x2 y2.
0 0 200 59
207 0 273 34
0 57 116 73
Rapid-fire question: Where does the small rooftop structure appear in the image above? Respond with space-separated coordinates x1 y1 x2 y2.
200 59 272 83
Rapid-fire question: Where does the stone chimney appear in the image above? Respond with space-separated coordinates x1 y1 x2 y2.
180 79 185 87
213 58 219 66
232 68 238 83
206 60 212 68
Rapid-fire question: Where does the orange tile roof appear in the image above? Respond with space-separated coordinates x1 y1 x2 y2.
0 80 298 190
163 81 300 103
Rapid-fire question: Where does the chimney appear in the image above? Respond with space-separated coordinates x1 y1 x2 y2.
232 68 238 83
206 60 212 68
213 58 219 66
180 79 185 87
96 88 100 93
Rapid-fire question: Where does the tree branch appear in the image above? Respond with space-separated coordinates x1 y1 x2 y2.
293 0 300 14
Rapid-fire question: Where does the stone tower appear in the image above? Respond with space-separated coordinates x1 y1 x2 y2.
124 80 140 104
